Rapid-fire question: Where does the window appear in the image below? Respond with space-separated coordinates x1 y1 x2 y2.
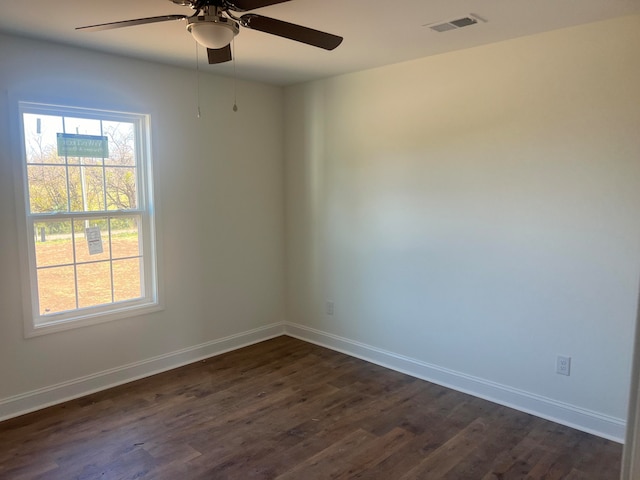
16 102 159 336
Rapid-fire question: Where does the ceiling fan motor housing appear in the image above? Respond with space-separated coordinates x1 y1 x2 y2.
187 14 239 49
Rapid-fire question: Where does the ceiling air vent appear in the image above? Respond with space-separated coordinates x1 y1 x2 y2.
425 14 486 33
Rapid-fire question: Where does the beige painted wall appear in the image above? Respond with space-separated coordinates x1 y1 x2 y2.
284 15 640 437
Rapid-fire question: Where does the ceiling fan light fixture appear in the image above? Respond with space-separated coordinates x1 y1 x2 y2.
187 16 239 49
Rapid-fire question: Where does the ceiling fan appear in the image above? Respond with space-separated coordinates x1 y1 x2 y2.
77 0 343 65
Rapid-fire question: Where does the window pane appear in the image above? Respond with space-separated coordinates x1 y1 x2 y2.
77 261 112 308
74 219 110 263
113 258 142 302
104 121 136 167
34 221 73 267
86 166 106 209
27 165 68 213
68 166 82 211
68 166 106 212
23 113 65 165
106 167 137 210
64 117 102 136
111 217 141 259
38 266 76 315
62 117 103 165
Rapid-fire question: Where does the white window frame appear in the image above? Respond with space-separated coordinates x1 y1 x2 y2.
14 101 161 337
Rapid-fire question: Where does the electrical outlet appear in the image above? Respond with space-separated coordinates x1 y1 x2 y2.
556 355 571 376
325 301 334 316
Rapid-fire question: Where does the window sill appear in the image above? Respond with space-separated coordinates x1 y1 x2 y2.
25 301 163 338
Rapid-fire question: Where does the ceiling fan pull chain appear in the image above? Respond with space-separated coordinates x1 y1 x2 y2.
232 37 238 112
195 41 202 118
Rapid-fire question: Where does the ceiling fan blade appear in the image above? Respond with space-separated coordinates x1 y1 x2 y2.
227 0 291 11
76 15 187 32
207 45 232 64
240 14 343 50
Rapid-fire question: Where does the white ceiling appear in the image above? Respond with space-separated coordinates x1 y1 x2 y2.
1 0 638 85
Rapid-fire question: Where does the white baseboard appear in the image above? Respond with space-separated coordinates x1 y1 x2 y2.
284 322 626 443
1 320 626 443
0 322 286 422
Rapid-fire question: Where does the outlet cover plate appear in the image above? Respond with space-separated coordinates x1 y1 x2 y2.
557 355 571 376
325 301 335 316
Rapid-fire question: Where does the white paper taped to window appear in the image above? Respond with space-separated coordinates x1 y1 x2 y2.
86 226 104 255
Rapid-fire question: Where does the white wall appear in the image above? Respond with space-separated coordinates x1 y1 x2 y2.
0 33 285 415
284 15 640 440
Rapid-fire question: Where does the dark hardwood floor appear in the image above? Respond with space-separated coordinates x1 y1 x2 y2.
0 336 622 479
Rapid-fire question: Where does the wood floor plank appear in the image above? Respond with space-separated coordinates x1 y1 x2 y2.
276 429 378 480
399 417 490 479
334 427 415 479
526 451 574 480
0 336 623 479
